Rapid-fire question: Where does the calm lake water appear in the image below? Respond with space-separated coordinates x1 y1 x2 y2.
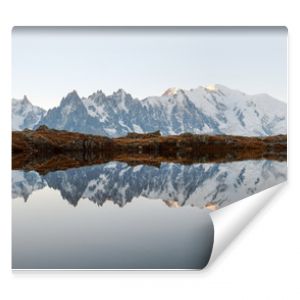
12 160 287 269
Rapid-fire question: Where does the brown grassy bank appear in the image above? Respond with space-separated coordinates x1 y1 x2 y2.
12 126 287 173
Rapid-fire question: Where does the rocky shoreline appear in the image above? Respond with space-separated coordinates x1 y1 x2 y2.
12 126 287 173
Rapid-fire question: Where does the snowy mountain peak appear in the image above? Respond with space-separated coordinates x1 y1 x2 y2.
205 84 218 92
114 88 127 96
84 90 106 103
204 84 234 95
96 89 105 96
21 95 30 104
65 90 80 99
12 97 46 131
60 90 82 107
162 87 178 96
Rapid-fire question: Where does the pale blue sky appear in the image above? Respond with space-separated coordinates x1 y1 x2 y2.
12 27 287 109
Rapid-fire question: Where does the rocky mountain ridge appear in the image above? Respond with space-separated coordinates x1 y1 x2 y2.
12 84 287 137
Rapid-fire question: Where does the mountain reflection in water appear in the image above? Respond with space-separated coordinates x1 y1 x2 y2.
12 160 287 211
12 159 286 269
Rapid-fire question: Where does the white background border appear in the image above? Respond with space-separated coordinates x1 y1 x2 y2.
0 1 299 299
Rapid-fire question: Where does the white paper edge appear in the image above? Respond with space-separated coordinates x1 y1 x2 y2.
208 182 287 265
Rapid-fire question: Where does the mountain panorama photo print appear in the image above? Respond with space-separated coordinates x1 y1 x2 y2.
11 27 287 269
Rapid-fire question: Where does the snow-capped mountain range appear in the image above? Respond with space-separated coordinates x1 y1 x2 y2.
12 84 287 136
12 96 46 131
12 160 287 210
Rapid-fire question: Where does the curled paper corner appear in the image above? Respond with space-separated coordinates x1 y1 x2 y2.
207 182 288 266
